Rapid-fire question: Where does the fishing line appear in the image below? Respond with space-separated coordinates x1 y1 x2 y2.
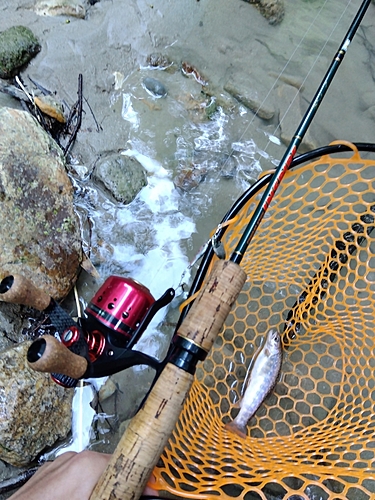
219 0 352 170
175 0 362 289
115 0 357 300
263 0 354 153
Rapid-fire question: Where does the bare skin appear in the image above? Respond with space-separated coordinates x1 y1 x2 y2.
9 451 158 500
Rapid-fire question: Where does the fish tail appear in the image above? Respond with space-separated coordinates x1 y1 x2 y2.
224 420 247 439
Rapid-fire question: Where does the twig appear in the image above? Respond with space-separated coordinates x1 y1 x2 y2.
28 76 52 96
15 76 34 105
0 77 29 102
74 285 82 318
83 96 102 132
63 74 83 155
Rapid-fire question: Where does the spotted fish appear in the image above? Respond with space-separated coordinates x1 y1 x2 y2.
225 328 282 438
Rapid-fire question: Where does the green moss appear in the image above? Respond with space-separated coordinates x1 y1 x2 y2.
0 26 41 79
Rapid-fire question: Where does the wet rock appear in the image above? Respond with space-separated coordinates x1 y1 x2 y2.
268 72 304 91
242 0 284 25
0 107 83 299
93 153 147 204
277 83 316 152
202 85 237 112
0 341 73 466
146 53 173 70
174 166 206 192
224 76 275 120
0 26 41 79
98 378 117 403
181 61 208 86
35 0 86 18
258 0 285 25
142 77 167 98
176 93 216 122
34 95 66 123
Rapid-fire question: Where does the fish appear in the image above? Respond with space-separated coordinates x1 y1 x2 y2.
225 328 282 438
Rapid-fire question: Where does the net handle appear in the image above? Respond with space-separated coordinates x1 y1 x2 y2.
90 260 246 500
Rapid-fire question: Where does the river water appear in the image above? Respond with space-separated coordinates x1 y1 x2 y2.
1 0 375 494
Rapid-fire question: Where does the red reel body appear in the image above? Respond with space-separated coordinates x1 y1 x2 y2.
52 275 174 384
86 276 155 337
58 276 155 367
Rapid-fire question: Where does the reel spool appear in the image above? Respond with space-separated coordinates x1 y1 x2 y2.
79 276 155 361
49 276 157 387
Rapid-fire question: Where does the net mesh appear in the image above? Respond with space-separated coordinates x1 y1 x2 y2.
151 143 375 499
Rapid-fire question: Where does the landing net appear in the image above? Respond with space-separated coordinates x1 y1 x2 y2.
151 142 375 499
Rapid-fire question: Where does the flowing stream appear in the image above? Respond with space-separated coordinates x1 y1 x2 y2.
1 0 375 495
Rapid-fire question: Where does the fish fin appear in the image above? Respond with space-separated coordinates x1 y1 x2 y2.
224 421 247 439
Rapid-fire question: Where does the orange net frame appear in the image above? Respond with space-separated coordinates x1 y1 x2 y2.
151 142 375 499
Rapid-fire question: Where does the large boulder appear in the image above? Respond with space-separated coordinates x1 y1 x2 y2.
0 107 82 299
0 341 73 466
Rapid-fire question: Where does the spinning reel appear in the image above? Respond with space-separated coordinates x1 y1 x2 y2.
0 274 177 387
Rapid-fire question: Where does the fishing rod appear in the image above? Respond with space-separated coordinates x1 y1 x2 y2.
230 0 371 265
88 2 372 499
0 1 369 498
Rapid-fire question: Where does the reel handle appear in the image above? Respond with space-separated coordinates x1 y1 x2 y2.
90 259 246 500
0 274 51 310
27 336 88 379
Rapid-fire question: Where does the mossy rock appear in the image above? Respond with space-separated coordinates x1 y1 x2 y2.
0 26 41 79
93 154 147 204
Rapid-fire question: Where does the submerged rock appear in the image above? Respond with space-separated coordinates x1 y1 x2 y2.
0 107 82 299
224 76 275 120
146 53 173 70
0 341 73 466
142 77 167 98
35 0 86 18
242 0 284 25
0 26 41 79
258 0 285 25
174 166 206 192
93 153 147 204
277 83 316 152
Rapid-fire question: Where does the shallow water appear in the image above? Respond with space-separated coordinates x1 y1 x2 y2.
1 0 375 494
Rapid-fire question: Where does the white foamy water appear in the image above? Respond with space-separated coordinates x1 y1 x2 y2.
67 67 271 453
66 151 197 453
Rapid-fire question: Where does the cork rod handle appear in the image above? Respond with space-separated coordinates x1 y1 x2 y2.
90 260 246 500
0 274 51 310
